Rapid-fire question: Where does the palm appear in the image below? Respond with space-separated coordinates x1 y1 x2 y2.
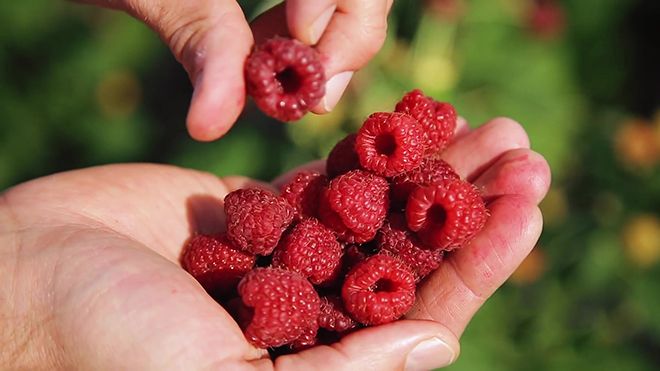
2 118 549 370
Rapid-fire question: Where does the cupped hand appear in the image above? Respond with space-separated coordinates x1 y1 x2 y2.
0 117 550 370
75 0 392 141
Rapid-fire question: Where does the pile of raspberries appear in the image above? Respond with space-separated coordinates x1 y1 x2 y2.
180 37 489 352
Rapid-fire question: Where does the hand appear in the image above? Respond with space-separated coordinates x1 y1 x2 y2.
0 117 549 370
74 0 392 141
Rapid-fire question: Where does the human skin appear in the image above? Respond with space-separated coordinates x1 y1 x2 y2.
0 117 550 370
73 0 393 141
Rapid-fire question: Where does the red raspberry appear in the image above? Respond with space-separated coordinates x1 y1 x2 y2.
272 218 343 285
342 255 416 325
280 171 328 220
245 37 325 122
355 112 426 177
378 214 444 281
289 325 319 351
224 188 295 255
237 268 321 348
318 295 357 333
318 170 390 243
395 89 457 153
326 133 360 178
390 157 460 210
406 178 488 251
181 234 256 297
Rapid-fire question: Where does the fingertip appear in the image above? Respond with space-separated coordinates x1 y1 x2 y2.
310 71 354 114
276 320 459 371
186 69 246 142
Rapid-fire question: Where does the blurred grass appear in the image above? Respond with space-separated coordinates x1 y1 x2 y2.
0 0 658 369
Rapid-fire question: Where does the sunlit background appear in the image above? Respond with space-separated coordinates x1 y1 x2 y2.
1 0 659 369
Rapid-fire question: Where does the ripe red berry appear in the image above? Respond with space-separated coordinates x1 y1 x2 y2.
342 254 416 325
280 171 328 220
318 170 390 243
355 112 427 177
245 37 325 122
224 188 295 255
390 157 460 210
406 178 488 251
378 214 444 281
237 268 321 348
272 218 343 285
318 295 357 333
395 89 457 153
181 234 256 297
326 133 360 178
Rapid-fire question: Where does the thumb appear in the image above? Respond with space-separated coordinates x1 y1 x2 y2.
276 320 460 371
123 0 254 141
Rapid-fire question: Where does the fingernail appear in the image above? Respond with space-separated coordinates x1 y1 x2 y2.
309 5 336 45
320 71 353 112
405 337 456 371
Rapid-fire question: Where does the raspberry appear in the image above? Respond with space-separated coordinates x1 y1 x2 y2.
378 214 444 281
280 171 328 220
355 112 426 177
181 234 256 297
342 255 416 325
326 133 360 178
318 170 390 243
224 188 295 255
318 295 357 333
272 218 343 285
406 178 488 251
395 89 457 153
245 37 325 122
289 325 319 351
237 268 321 348
390 157 460 210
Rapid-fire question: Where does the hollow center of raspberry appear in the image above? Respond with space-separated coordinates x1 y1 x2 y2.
427 204 447 228
276 67 302 94
375 134 396 156
373 278 398 293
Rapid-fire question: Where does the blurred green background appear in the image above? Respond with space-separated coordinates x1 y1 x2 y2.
1 0 659 369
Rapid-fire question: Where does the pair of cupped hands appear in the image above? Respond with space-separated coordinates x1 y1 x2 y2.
0 0 550 370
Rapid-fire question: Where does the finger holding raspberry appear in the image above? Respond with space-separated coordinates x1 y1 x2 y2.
251 0 393 114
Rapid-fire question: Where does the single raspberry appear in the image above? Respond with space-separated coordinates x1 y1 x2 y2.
237 268 321 348
318 170 390 243
342 255 416 325
326 133 360 178
224 188 295 255
406 178 488 251
395 89 457 153
390 157 460 210
181 234 256 297
245 37 325 122
355 112 427 177
318 295 357 333
272 218 343 285
280 171 328 220
378 214 444 281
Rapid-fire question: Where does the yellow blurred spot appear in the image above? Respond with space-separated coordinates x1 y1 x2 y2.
614 119 659 170
622 214 660 268
425 0 467 22
510 247 546 285
539 187 568 227
412 55 458 93
96 70 142 118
